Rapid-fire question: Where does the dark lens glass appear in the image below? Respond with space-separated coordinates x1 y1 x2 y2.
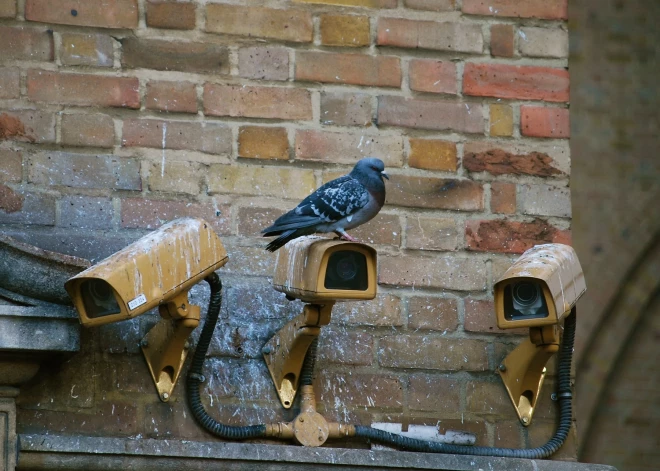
503 282 549 321
81 279 121 318
324 251 368 291
512 282 540 306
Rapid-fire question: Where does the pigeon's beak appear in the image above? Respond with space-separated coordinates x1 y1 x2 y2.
381 171 389 180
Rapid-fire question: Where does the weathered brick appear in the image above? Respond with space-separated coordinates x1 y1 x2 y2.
494 421 524 448
58 195 113 229
236 206 285 237
28 152 141 190
521 106 570 138
320 14 370 47
464 298 526 334
121 198 230 234
465 219 571 253
407 297 458 332
62 114 114 149
350 212 401 246
377 18 483 54
321 92 372 127
0 0 16 17
207 165 315 200
405 216 459 251
490 182 516 214
122 38 229 74
294 0 396 7
221 246 277 277
463 141 568 177
27 70 139 108
386 175 483 211
379 254 487 291
318 327 373 365
462 0 567 20
122 119 231 155
518 183 571 218
466 381 511 415
519 27 569 58
463 63 569 102
204 84 312 121
0 110 55 143
145 81 197 114
25 0 138 28
490 24 514 57
0 187 55 225
408 139 457 171
61 33 114 67
238 46 289 81
378 96 484 134
295 130 403 167
528 419 578 460
0 68 20 99
404 0 455 11
331 294 403 326
206 4 312 43
238 126 289 160
318 372 403 408
489 104 514 137
296 52 401 88
146 0 196 30
379 336 489 371
147 160 201 195
409 59 457 95
0 149 22 182
409 375 460 412
0 26 52 61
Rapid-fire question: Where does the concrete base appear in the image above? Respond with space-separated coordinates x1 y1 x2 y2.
17 434 617 471
1 388 18 471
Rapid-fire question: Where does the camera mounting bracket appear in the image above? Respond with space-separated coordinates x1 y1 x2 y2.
262 303 334 409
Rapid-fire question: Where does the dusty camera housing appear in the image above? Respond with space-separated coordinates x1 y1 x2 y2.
271 236 377 303
494 243 586 329
65 218 228 327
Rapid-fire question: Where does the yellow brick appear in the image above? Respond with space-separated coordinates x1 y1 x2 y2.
207 165 315 200
408 139 457 171
238 126 289 160
490 104 514 137
320 14 370 47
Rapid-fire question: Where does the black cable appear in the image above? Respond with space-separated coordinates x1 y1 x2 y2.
299 337 319 387
186 273 267 439
354 308 577 459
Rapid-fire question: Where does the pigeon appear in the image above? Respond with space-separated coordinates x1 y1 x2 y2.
262 157 389 252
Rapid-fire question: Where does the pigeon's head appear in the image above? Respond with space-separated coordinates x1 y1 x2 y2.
352 157 389 184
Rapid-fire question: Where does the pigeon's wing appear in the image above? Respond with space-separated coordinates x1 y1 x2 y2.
262 176 370 234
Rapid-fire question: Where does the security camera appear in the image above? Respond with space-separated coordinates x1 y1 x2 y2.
494 243 586 329
271 236 377 303
65 218 228 402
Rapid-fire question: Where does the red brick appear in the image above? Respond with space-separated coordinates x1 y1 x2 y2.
206 4 312 43
318 372 403 408
145 81 197 114
521 106 570 138
379 335 489 371
377 18 483 54
295 129 403 167
490 24 514 57
58 195 113 229
464 142 566 177
25 0 138 28
465 219 571 254
238 46 289 81
528 421 578 460
463 0 567 20
379 254 487 291
463 63 569 102
122 119 231 155
204 84 312 121
0 184 22 212
238 126 289 160
0 68 19 99
405 216 459 251
409 59 457 95
464 298 526 334
321 92 372 127
404 0 455 11
0 26 53 61
318 327 374 365
295 0 396 7
60 33 114 67
378 96 484 133
332 294 403 327
320 14 370 47
0 149 22 182
490 182 516 214
121 38 229 74
0 0 16 17
409 374 460 412
61 113 115 148
27 70 139 109
0 110 55 143
0 187 55 225
146 0 196 30
494 421 524 448
296 51 401 88
121 198 230 234
385 175 483 211
466 380 512 415
408 297 458 332
408 139 457 171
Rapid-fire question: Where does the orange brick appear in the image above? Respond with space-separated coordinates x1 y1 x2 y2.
490 24 514 57
320 14 370 47
296 51 401 88
490 182 516 214
25 0 138 28
145 81 197 114
238 126 289 160
521 106 570 138
463 142 566 177
204 84 312 121
489 104 514 137
408 138 457 171
377 18 483 53
409 59 457 95
463 0 567 20
146 0 196 30
60 33 113 67
465 219 571 254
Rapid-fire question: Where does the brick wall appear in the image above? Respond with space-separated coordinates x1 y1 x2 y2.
1 0 573 459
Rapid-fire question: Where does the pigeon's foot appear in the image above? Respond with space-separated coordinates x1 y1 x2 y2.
336 230 358 242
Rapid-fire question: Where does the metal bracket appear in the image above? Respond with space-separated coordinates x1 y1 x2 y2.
262 303 333 409
498 325 559 426
141 292 200 402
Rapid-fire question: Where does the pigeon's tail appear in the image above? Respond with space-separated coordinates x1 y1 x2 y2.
265 227 316 252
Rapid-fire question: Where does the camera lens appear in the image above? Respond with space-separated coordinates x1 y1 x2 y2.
335 256 358 280
324 250 368 291
512 282 540 306
81 279 121 318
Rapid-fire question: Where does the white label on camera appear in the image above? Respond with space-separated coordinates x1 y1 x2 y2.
128 294 147 311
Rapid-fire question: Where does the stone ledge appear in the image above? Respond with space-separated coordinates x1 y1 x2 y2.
17 434 617 471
